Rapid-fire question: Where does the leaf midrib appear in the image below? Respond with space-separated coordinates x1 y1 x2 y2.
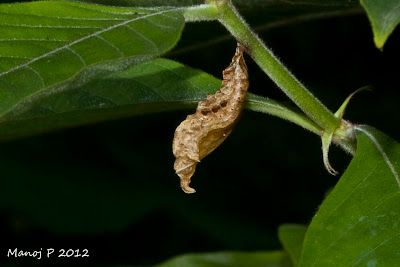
356 126 400 187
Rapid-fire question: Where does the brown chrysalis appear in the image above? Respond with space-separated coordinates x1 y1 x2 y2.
172 43 249 193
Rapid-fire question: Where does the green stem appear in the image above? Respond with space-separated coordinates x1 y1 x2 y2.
246 91 357 159
183 4 219 21
245 95 357 155
209 0 340 133
182 1 357 169
245 95 322 135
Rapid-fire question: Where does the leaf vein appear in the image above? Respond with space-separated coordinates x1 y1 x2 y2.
130 79 167 101
95 36 124 57
144 18 176 29
352 216 400 266
152 61 210 95
313 192 400 266
66 47 87 67
0 9 180 78
0 23 102 29
25 66 45 88
314 166 377 230
0 55 32 60
0 38 68 42
124 25 159 53
0 11 126 21
58 2 148 16
356 126 400 188
383 2 400 30
79 89 118 105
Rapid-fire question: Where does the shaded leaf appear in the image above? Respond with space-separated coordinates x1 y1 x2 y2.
56 0 359 9
0 58 220 140
153 251 289 267
0 58 299 142
360 0 400 48
299 125 400 266
0 1 184 118
278 224 307 266
63 0 203 7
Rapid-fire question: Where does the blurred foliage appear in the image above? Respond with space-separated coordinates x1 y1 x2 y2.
153 251 290 267
278 224 307 266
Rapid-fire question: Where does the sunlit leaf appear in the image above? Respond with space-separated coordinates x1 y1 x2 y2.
0 1 184 119
278 224 307 266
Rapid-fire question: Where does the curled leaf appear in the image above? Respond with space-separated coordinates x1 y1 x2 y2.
172 43 249 193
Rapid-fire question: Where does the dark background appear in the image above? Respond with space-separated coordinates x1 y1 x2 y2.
1 1 399 266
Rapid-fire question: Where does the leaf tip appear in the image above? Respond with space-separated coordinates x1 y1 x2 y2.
374 37 386 51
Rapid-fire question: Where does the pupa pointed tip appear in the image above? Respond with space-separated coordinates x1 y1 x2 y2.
181 183 196 194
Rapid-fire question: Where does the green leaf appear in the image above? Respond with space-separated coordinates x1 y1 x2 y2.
154 251 290 267
0 58 221 140
278 224 307 266
55 0 359 8
62 0 203 7
299 125 400 266
0 1 184 119
0 57 310 141
360 0 400 49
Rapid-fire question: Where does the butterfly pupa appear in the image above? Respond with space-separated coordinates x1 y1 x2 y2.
172 43 249 194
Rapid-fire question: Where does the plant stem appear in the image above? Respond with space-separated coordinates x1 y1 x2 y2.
183 4 219 21
245 95 323 135
244 95 356 154
183 1 357 154
210 0 340 133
